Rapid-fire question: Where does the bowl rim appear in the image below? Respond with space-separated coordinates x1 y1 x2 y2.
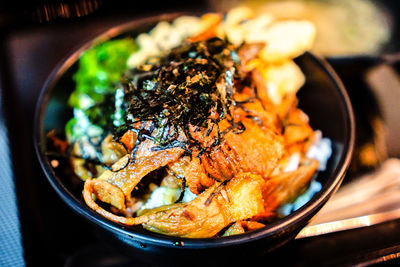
34 13 355 249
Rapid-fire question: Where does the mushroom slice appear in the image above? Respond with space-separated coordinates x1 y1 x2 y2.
256 159 319 220
98 147 184 197
89 179 126 210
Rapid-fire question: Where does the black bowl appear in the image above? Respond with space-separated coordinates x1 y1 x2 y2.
34 14 355 264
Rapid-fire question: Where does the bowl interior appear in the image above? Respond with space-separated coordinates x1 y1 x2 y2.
35 18 354 249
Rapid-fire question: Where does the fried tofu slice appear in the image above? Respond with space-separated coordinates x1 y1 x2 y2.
141 172 265 238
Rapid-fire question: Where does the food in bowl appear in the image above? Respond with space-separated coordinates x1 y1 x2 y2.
47 8 332 238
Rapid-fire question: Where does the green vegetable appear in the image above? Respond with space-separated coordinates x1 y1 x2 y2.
66 38 137 142
69 38 138 109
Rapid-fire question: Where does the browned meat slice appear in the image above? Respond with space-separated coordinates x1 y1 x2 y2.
233 92 280 133
201 120 284 181
283 108 314 154
184 156 215 194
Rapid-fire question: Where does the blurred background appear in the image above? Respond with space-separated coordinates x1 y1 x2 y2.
0 0 400 266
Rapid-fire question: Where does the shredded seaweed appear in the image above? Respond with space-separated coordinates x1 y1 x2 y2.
118 37 247 158
175 177 186 203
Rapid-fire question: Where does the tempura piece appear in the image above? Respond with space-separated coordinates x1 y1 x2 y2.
141 172 265 238
257 60 306 105
246 20 315 63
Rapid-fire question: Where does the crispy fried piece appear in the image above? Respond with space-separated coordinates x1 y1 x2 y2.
255 159 318 220
224 173 266 221
250 59 305 106
222 6 257 45
98 147 184 197
141 184 228 238
141 172 265 238
224 6 254 26
262 60 306 105
201 120 284 181
245 20 316 63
